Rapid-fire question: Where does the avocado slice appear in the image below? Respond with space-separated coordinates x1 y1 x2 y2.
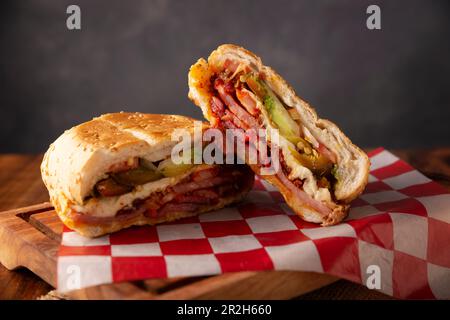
331 164 339 181
245 75 333 178
288 145 333 176
245 75 300 144
158 158 195 177
157 147 199 177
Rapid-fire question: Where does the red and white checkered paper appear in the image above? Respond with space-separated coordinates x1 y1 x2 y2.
58 148 450 299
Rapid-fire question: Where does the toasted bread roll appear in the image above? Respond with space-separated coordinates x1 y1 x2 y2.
41 112 254 237
188 44 369 226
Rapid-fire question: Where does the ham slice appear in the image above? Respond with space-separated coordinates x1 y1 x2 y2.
70 205 146 225
191 167 220 182
214 79 260 128
276 169 332 216
224 110 250 130
194 189 219 199
158 203 200 216
318 143 337 164
222 120 238 130
223 59 240 74
172 176 233 194
236 88 259 116
174 194 213 204
211 96 225 117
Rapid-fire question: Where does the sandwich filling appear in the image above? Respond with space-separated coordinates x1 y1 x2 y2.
71 145 254 223
69 153 254 223
206 59 342 216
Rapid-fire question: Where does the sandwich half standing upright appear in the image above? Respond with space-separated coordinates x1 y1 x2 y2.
41 113 254 237
188 44 370 226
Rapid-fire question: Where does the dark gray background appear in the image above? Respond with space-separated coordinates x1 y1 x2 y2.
1 0 450 152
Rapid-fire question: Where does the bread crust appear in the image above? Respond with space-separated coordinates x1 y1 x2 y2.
188 44 370 226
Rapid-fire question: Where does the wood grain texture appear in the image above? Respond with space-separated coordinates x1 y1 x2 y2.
0 149 448 299
0 202 57 284
0 155 53 299
154 272 338 300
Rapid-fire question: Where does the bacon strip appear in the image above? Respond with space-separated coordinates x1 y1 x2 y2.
172 176 233 194
318 143 337 164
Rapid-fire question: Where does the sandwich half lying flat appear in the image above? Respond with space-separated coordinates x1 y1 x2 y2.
188 44 369 226
41 112 254 237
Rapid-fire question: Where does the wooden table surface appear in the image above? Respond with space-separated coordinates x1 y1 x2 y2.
0 148 449 300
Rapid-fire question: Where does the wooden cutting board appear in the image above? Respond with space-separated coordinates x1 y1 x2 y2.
0 201 337 300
